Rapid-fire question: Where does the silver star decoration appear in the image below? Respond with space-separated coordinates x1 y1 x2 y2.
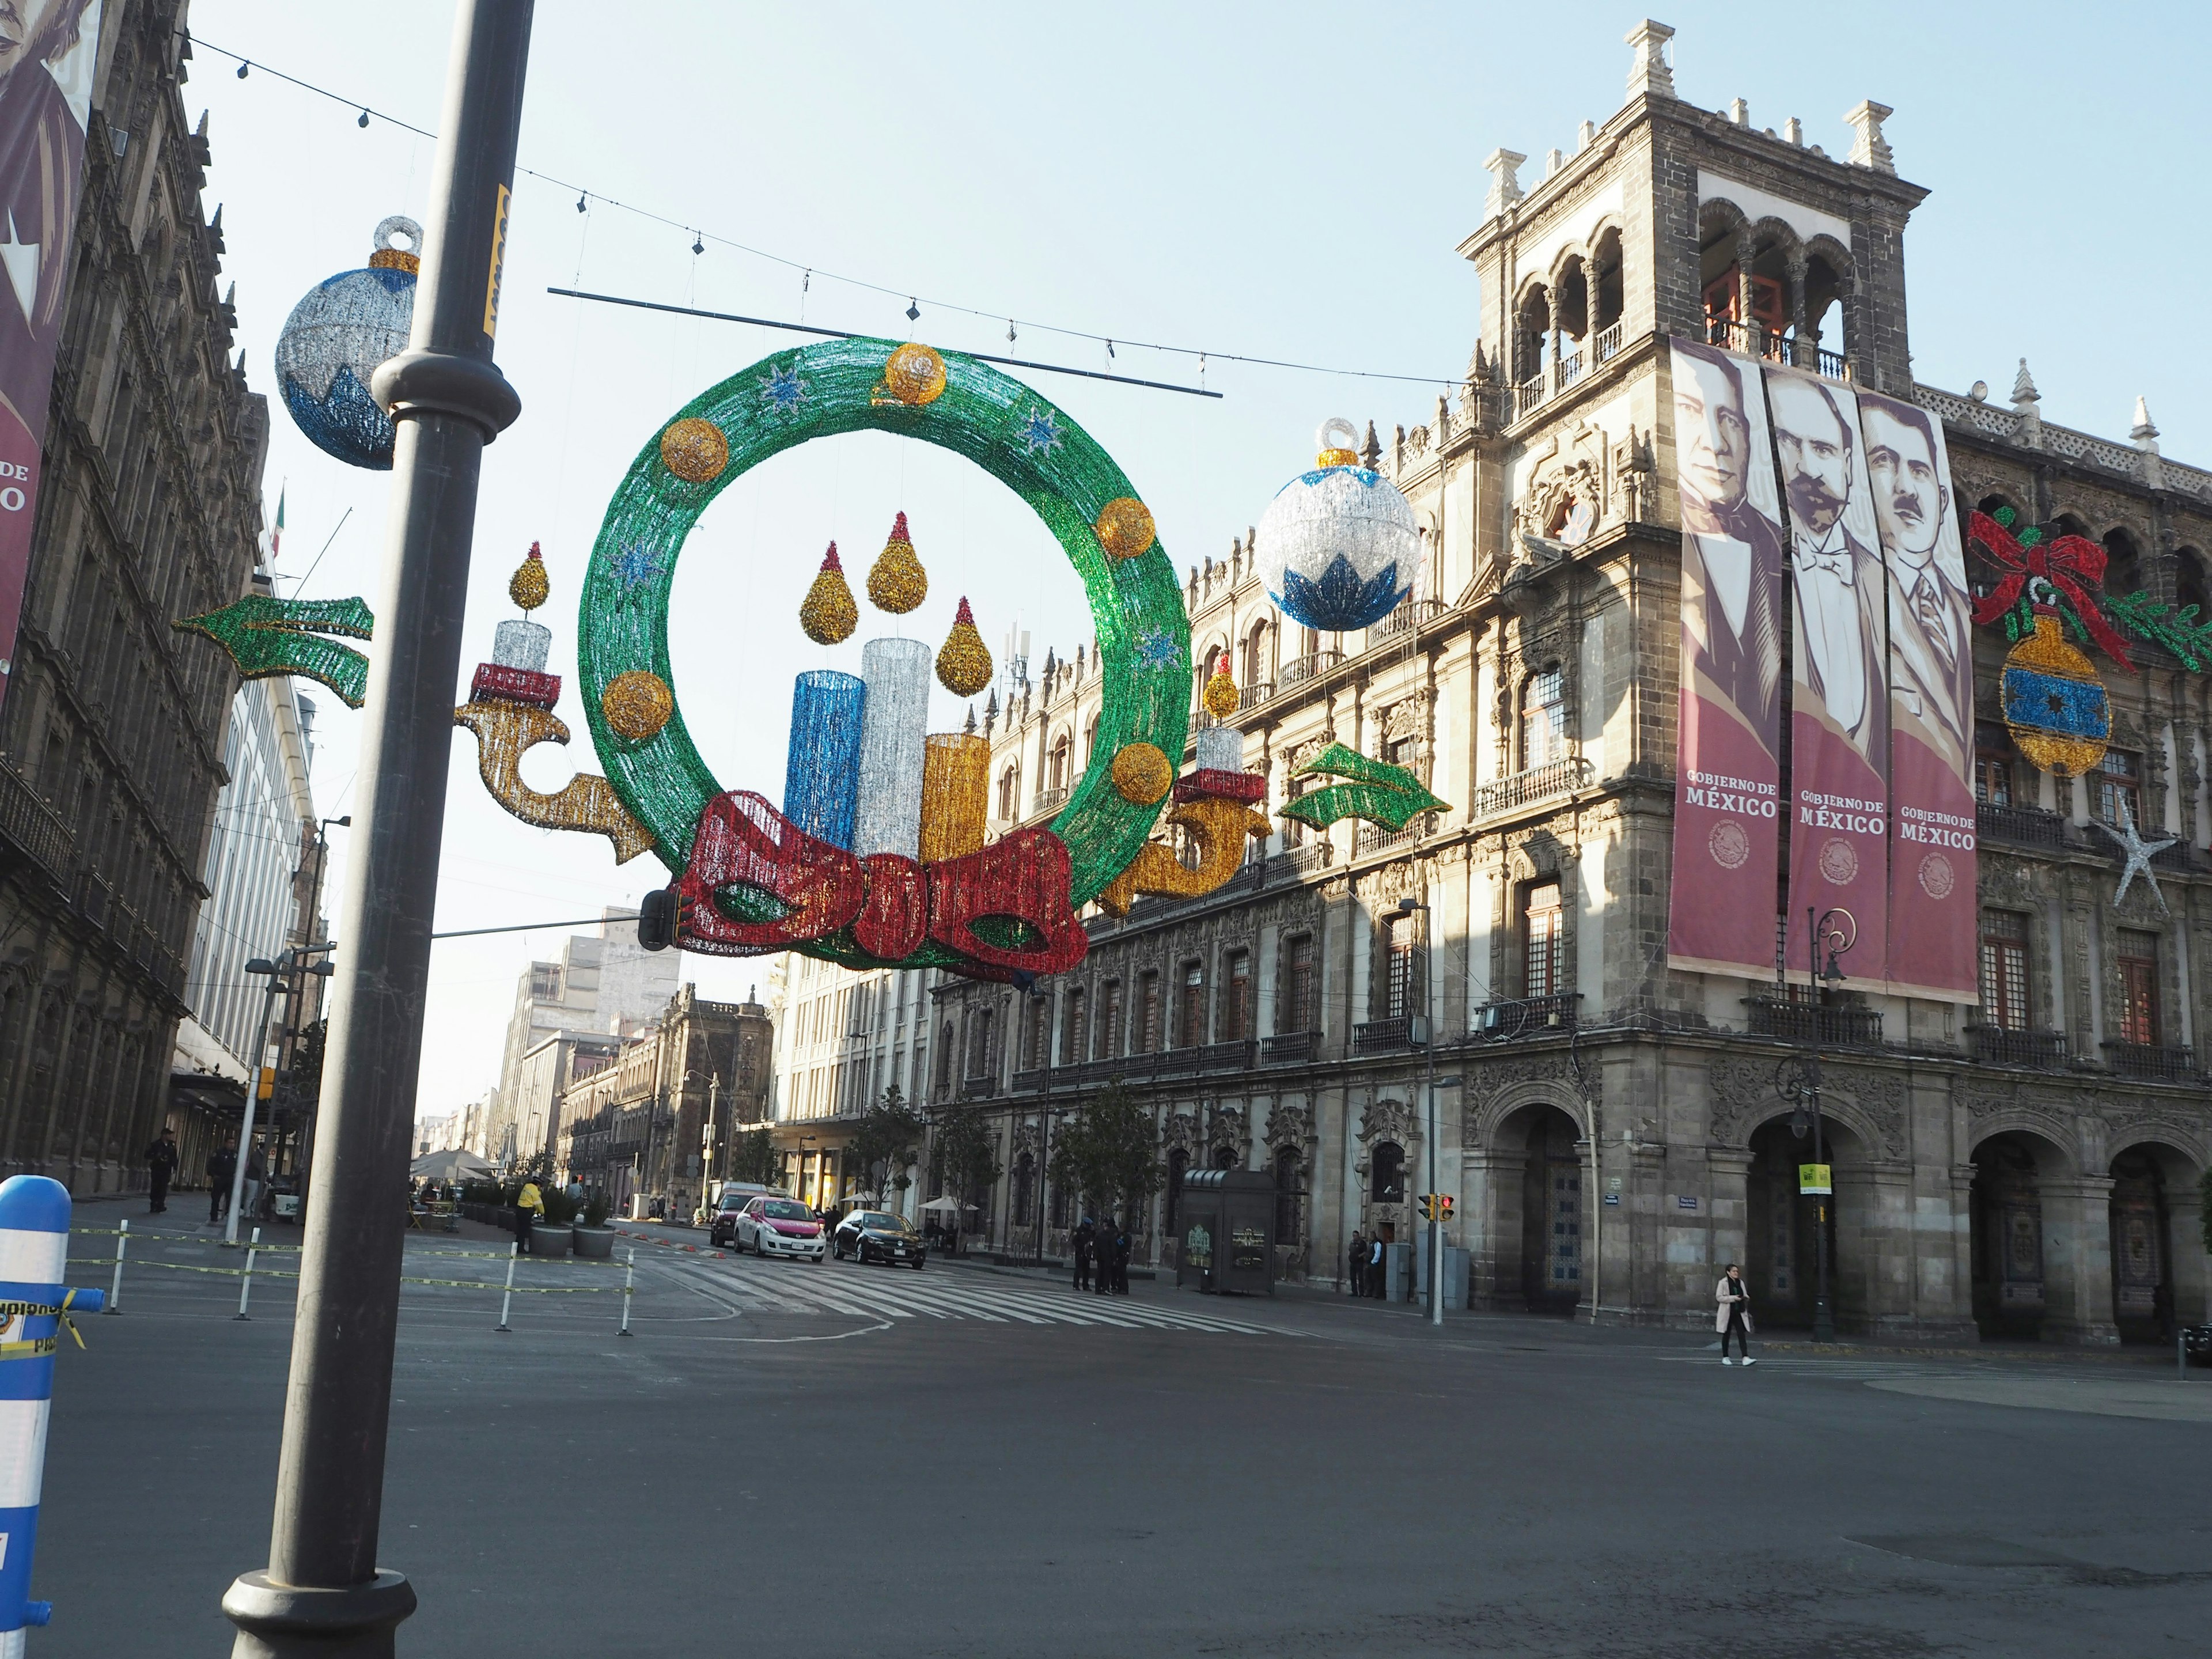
2093 795 2175 914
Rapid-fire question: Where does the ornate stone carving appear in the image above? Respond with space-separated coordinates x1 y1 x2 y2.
1361 1097 1417 1147
1826 1067 1909 1159
1161 1112 1200 1155
1206 1104 1248 1160
1707 1055 1781 1147
1265 1098 1316 1152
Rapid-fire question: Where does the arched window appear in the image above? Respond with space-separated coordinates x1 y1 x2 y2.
1370 1140 1406 1204
1164 1146 1188 1234
997 766 1019 820
2177 549 2211 621
965 1009 993 1080
1514 283 1552 385
1274 1146 1304 1242
1083 714 1100 767
1521 666 1565 768
1242 620 1271 689
1013 1151 1036 1226
1048 734 1070 794
2102 528 2143 598
1059 986 1086 1065
934 1025 954 1090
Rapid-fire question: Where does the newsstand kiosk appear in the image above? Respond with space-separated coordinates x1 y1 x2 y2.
1174 1167 1276 1296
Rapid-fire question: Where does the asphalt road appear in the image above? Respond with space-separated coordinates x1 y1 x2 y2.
36 1209 2211 1656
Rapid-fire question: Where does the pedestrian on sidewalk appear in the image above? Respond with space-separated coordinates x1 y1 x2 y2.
207 1136 237 1226
143 1127 179 1213
1094 1218 1116 1295
241 1144 267 1224
513 1176 544 1256
1367 1234 1385 1298
1072 1217 1094 1291
1109 1221 1131 1295
1346 1229 1365 1294
1716 1263 1756 1365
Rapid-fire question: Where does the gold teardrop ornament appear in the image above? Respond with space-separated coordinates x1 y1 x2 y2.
509 541 550 612
868 511 928 613
1202 652 1240 718
936 595 993 696
798 542 858 645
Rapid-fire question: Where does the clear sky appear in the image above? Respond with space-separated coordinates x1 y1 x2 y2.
183 0 2211 1119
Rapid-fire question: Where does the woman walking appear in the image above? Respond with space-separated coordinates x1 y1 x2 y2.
1715 1263 1756 1365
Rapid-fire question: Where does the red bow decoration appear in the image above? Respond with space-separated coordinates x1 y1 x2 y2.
675 791 1088 979
1967 509 2135 671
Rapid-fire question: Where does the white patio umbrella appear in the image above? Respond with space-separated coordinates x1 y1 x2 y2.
410 1149 493 1183
919 1195 976 1213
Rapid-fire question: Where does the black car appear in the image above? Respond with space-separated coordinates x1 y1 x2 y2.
833 1209 927 1268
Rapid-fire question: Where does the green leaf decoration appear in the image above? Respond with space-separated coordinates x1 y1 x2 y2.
173 594 375 708
1991 506 2017 528
1278 740 1449 834
2106 589 2212 672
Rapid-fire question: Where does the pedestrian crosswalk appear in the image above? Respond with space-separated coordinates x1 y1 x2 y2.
650 1253 1285 1335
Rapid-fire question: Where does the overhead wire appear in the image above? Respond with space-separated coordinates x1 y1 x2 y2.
185 29 1462 394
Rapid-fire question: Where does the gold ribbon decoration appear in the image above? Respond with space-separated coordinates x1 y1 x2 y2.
1096 795 1269 917
454 700 657 864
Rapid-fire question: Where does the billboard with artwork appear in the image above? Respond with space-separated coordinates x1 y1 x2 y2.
0 0 104 710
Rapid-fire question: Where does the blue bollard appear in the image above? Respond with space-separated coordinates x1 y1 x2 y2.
0 1175 103 1650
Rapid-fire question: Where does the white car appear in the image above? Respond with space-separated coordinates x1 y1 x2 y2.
737 1195 827 1262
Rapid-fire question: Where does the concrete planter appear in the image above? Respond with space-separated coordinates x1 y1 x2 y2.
526 1222 571 1259
571 1225 615 1259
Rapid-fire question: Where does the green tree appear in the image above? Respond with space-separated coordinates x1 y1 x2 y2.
1047 1079 1159 1226
726 1126 778 1187
847 1084 926 1200
929 1103 1004 1224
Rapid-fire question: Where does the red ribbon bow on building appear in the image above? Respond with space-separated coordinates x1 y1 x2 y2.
1966 509 2135 671
674 791 1088 980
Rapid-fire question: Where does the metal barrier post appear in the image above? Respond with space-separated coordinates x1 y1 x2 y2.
103 1218 126 1315
0 1174 108 1646
618 1248 634 1337
234 1227 261 1320
495 1242 516 1332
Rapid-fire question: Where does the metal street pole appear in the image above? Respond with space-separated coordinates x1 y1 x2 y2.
1809 907 1835 1344
227 953 290 1247
222 6 531 1654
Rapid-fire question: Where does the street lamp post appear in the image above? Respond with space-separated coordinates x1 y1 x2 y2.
230 947 334 1247
222 6 532 1653
1395 897 1445 1328
1775 906 1854 1346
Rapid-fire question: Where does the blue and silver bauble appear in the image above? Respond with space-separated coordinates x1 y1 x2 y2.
273 217 421 470
1255 417 1421 632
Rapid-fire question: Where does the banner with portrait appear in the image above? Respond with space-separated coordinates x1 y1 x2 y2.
1858 388 1977 1002
1764 363 1889 986
0 1 104 714
1665 338 1786 978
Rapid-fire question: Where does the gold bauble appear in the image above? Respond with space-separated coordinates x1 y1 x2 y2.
880 343 947 406
660 418 730 483
1203 671 1240 718
799 543 858 645
600 670 674 741
868 511 928 613
1111 741 1173 805
936 596 993 697
509 541 550 612
1094 497 1155 560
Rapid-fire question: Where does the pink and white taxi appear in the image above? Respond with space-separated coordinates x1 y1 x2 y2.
736 1195 827 1262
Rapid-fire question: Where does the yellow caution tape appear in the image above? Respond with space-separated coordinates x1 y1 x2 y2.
66 1256 609 1294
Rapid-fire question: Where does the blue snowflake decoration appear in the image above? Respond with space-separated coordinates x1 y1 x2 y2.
612 543 664 588
1136 627 1180 669
1016 407 1061 456
759 365 811 415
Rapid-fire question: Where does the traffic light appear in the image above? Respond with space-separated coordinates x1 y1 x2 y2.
1416 1194 1456 1221
1435 1194 1455 1221
637 886 681 952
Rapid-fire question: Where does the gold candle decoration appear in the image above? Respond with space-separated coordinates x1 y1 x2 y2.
509 540 550 612
799 542 858 645
660 416 730 483
935 595 993 696
1202 650 1240 718
1094 496 1155 560
868 510 928 613
919 732 990 862
600 669 674 741
1110 741 1173 805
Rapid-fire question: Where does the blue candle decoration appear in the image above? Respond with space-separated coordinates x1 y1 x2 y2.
783 671 865 849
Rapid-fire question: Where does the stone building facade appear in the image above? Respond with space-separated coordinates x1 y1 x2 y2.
925 22 2211 1343
0 5 271 1194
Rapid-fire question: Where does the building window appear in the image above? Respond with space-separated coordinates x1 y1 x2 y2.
1060 987 1087 1065
1177 961 1206 1048
1978 911 2029 1032
1274 1146 1304 1243
1974 722 2014 808
1025 995 1048 1070
1280 933 1315 1034
1370 1140 1406 1204
1050 1177 1070 1230
1048 734 1070 795
1164 1146 1187 1234
1012 1151 1036 1225
1137 972 1161 1054
1521 667 1566 769
1383 917 1418 1021
2116 930 2160 1047
1221 949 1252 1040
935 1025 953 1092
1525 881 1563 999
1084 715 1100 768
997 766 1018 820
1097 979 1123 1060
2096 750 2142 828
1243 621 1270 688
965 1009 993 1079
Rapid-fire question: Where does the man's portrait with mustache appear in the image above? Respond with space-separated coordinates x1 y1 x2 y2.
0 0 96 431
1768 369 1888 766
1862 391 1971 779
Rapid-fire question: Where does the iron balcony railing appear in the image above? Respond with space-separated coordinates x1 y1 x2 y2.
1357 823 1417 857
1353 1016 1426 1055
0 759 73 884
1367 598 1442 646
1744 995 1884 1047
1472 756 1592 821
1704 319 1851 381
1469 994 1581 1042
1975 801 2069 850
2101 1042 2200 1083
1968 1027 2069 1067
1262 1031 1316 1065
1278 650 1343 689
